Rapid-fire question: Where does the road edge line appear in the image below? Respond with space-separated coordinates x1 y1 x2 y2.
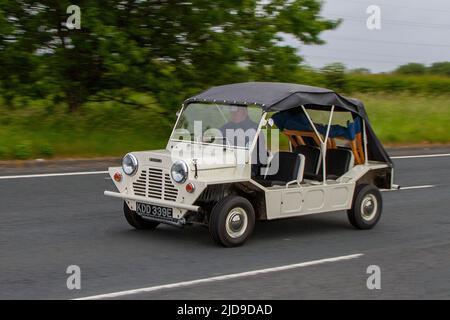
391 153 450 159
0 171 108 180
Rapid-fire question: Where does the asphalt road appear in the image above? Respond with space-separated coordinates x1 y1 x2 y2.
1 151 449 300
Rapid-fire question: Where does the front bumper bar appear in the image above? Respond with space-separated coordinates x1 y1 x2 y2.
104 190 200 212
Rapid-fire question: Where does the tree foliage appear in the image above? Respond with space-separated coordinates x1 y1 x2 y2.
0 0 338 111
395 62 450 77
395 63 427 75
321 62 346 91
428 62 450 77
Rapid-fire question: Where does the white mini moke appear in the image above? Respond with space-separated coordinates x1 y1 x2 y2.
105 82 395 247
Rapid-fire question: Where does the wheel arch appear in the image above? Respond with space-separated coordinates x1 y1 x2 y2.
194 182 267 220
356 167 392 190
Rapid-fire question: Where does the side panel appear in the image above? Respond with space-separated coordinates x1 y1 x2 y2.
281 190 303 214
265 182 356 220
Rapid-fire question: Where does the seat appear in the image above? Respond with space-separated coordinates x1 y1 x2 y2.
293 145 321 176
328 133 365 165
259 152 305 187
326 148 354 177
304 148 354 181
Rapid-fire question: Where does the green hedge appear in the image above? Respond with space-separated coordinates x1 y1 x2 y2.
292 68 450 95
345 74 450 94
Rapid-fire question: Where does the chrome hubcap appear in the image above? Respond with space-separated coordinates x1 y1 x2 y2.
361 194 378 221
225 207 248 238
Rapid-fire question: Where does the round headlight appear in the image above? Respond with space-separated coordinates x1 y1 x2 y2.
122 153 138 176
171 160 188 183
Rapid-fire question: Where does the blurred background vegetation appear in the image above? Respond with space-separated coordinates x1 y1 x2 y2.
0 1 449 159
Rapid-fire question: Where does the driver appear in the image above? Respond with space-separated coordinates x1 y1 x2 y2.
220 106 258 142
220 106 268 176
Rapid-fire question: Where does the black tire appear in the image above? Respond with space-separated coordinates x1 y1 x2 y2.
123 202 160 230
347 184 382 230
209 195 255 247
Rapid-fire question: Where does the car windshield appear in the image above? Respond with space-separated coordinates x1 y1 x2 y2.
171 103 263 149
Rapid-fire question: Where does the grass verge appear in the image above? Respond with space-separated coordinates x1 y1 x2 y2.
0 93 449 160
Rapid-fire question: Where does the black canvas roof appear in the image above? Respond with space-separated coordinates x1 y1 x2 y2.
184 82 364 115
185 82 392 165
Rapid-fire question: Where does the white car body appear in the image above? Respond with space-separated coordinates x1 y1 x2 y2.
105 82 395 246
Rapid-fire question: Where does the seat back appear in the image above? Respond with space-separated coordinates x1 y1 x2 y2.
266 152 305 184
294 145 321 175
322 148 354 177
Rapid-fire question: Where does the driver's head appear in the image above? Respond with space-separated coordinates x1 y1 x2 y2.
230 106 248 123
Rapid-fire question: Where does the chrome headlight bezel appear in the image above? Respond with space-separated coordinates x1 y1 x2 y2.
171 160 188 184
122 153 138 176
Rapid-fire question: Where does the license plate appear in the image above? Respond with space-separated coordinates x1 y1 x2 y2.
136 202 174 221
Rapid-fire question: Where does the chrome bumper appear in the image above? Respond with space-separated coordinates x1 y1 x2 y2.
104 190 200 212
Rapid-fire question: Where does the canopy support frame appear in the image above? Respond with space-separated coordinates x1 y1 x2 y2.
363 119 369 165
300 105 335 185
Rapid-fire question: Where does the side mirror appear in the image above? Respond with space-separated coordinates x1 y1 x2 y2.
267 118 275 128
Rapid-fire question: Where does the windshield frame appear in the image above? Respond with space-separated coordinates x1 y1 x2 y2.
167 103 265 151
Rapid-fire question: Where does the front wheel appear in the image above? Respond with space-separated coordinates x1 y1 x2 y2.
347 184 382 230
123 202 160 230
209 195 255 247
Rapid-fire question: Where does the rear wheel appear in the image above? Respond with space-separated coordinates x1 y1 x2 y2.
123 202 160 230
209 195 255 247
347 184 382 229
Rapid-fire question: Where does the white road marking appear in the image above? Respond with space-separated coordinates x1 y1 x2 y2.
400 185 436 190
74 253 363 300
382 184 436 192
391 153 450 159
0 171 108 180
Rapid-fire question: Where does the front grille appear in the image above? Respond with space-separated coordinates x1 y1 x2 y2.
132 168 178 201
163 173 178 201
